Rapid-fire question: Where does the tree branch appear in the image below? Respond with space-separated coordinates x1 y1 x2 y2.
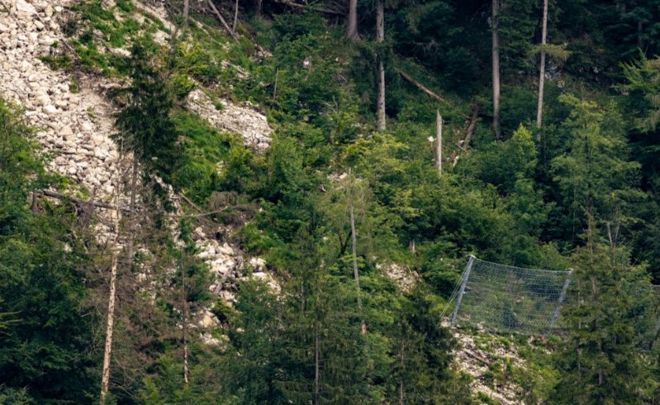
35 189 131 212
272 0 345 15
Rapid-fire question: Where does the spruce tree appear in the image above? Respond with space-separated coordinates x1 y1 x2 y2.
0 100 97 402
551 220 656 404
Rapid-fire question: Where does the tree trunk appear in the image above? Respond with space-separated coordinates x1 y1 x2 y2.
397 69 445 102
436 110 442 174
376 0 386 131
100 170 127 404
463 104 479 149
491 0 501 139
182 256 190 385
314 320 320 405
183 0 189 27
398 341 405 405
208 0 239 41
100 214 120 404
346 0 358 39
535 0 548 136
348 187 366 335
100 159 139 403
232 0 239 33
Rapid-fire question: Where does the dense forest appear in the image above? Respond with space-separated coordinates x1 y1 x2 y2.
0 0 658 403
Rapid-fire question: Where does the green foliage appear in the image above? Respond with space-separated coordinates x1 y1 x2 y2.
116 42 178 170
0 100 97 402
621 55 660 132
220 280 288 404
550 94 643 243
56 1 164 76
243 13 352 124
551 222 657 404
6 0 660 402
170 111 233 203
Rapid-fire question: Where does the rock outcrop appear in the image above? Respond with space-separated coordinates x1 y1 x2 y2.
0 0 272 307
187 89 272 151
0 0 122 205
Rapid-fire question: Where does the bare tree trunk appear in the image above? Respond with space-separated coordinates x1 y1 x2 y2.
397 69 445 102
398 341 405 405
492 0 501 139
232 0 239 33
314 321 320 405
208 0 239 41
184 0 189 27
100 158 139 403
348 187 366 335
376 0 386 131
535 0 548 137
436 110 442 174
463 104 479 149
182 257 190 385
100 162 131 404
346 0 358 39
100 205 120 404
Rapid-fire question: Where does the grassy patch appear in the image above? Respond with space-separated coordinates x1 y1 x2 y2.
169 111 254 205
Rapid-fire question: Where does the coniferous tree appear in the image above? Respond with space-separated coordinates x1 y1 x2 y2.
551 220 656 404
0 100 98 402
550 94 642 244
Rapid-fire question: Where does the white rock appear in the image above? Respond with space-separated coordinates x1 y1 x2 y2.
38 35 54 46
217 243 235 256
35 94 50 106
43 104 57 114
249 257 267 271
60 125 74 140
55 99 68 109
34 20 44 30
81 121 94 132
109 47 131 58
15 0 37 17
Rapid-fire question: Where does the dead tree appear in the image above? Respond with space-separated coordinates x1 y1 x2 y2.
232 0 239 32
347 0 358 39
376 0 386 131
492 0 501 139
535 0 548 137
436 110 442 174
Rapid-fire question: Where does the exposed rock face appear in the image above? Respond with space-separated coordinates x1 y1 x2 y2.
187 89 272 151
379 263 419 292
0 0 122 206
0 0 272 308
454 331 526 404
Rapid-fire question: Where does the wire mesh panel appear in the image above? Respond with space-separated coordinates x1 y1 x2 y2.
448 257 572 335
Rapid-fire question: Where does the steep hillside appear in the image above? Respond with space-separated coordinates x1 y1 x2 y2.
0 0 657 403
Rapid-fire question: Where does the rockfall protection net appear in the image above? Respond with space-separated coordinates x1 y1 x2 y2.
443 256 572 335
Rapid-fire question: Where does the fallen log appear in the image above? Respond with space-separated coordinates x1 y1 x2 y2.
207 0 239 41
35 189 131 212
397 69 446 103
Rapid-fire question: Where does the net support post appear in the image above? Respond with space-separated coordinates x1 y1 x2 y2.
450 255 476 326
549 268 573 329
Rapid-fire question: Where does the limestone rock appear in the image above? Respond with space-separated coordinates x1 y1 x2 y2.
15 0 37 17
187 89 272 151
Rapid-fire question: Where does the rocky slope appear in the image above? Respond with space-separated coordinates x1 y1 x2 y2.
0 0 273 304
1 1 533 402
